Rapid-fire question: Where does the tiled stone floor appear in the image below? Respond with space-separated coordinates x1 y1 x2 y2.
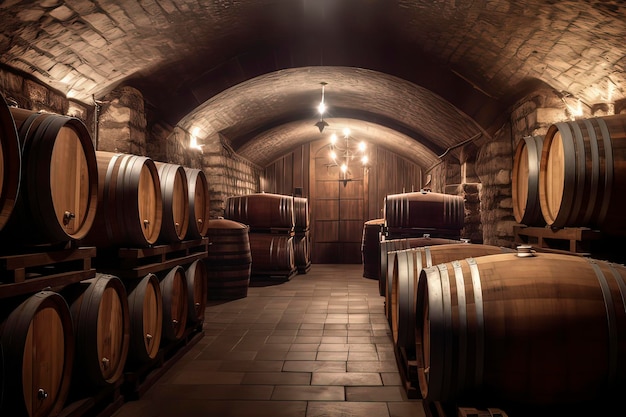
112 264 426 417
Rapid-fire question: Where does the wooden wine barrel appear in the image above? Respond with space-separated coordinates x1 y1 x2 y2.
0 291 74 417
185 259 208 324
0 93 21 232
249 233 296 277
384 191 464 236
126 273 162 364
155 162 189 243
158 265 188 344
389 243 511 352
294 230 311 273
81 151 163 247
416 252 626 407
184 167 210 239
379 236 464 298
293 196 310 232
512 135 544 226
539 114 626 234
225 193 294 231
361 219 384 280
2 108 98 245
63 274 130 388
205 219 252 300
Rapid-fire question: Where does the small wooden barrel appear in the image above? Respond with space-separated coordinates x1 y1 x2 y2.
155 162 189 243
416 252 626 408
294 230 311 273
539 114 626 235
0 93 21 233
225 193 295 231
125 273 163 364
3 108 98 245
249 233 296 277
293 196 310 232
158 265 188 344
512 136 544 226
184 167 210 239
63 274 130 388
185 259 208 324
390 244 510 353
384 191 464 235
81 151 163 247
361 218 384 280
205 219 252 300
379 236 463 297
0 291 74 417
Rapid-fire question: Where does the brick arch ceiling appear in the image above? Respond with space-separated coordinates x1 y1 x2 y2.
0 0 624 168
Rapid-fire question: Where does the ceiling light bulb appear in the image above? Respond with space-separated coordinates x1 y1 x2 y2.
340 163 348 173
330 150 337 160
342 127 351 137
330 133 337 145
361 155 368 165
358 141 366 152
318 101 326 115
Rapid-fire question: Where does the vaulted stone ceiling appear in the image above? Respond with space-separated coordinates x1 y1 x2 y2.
1 0 624 168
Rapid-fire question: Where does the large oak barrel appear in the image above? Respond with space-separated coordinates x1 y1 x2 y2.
293 196 310 232
390 244 510 353
0 93 21 232
205 219 252 300
159 265 188 344
184 167 210 239
416 252 626 408
249 233 296 277
185 259 208 324
539 114 626 235
379 236 463 297
225 193 294 231
63 274 130 389
362 219 384 280
155 162 189 243
294 230 311 273
512 135 544 226
125 273 163 364
0 291 74 417
384 191 464 237
2 108 98 245
81 151 163 247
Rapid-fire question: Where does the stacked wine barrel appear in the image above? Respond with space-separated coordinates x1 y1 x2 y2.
361 218 385 280
293 196 312 274
0 94 210 416
513 114 626 235
225 192 297 281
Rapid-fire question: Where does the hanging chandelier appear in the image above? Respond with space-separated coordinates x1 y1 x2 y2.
327 127 369 186
314 81 329 133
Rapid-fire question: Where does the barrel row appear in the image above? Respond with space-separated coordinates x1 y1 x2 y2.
0 260 207 417
512 114 626 236
0 97 211 248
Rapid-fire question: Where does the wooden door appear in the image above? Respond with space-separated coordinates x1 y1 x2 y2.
310 139 367 263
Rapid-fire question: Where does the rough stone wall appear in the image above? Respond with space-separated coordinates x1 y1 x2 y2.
97 86 147 155
0 66 91 130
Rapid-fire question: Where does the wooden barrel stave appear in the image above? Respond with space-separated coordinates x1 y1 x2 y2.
362 219 384 280
155 162 189 243
249 233 295 275
184 167 210 239
384 191 465 233
125 273 163 364
416 252 626 407
293 196 310 232
0 291 74 417
185 260 208 325
293 230 311 271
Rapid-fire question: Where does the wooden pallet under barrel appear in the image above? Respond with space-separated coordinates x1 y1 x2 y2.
0 246 96 299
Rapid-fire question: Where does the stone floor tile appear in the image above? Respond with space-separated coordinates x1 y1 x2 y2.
388 401 428 417
346 386 407 401
306 401 390 417
271 385 345 401
283 360 347 372
316 351 349 361
311 372 382 386
241 371 311 385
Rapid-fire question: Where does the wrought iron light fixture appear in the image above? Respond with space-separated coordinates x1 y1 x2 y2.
327 128 369 186
315 82 329 133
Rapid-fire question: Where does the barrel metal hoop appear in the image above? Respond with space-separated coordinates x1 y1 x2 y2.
588 259 618 386
569 120 587 225
439 262 454 401
425 246 433 268
554 122 577 226
525 136 542 222
452 260 467 399
426 264 445 400
466 257 484 389
581 119 601 224
596 118 613 226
